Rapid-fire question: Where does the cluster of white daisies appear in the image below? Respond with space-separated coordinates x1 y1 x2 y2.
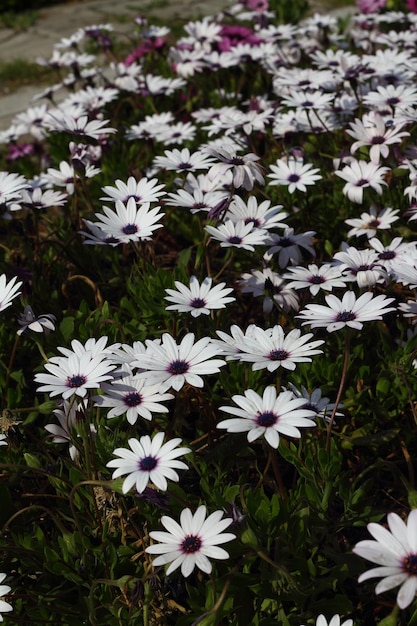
2 0 417 622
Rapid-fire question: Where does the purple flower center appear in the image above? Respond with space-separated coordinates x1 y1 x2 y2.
367 218 380 228
139 456 158 471
256 411 278 427
301 101 314 108
269 349 289 361
168 359 190 375
124 391 143 407
181 534 202 553
229 157 245 165
278 237 294 247
190 297 206 309
244 217 261 227
403 554 417 575
356 179 369 187
336 311 356 322
387 96 400 105
309 274 326 284
66 374 87 388
371 136 385 145
178 162 192 169
125 194 142 202
122 223 138 235
287 174 300 183
379 250 396 260
228 235 242 244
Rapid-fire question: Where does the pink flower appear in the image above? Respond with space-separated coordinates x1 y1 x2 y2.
407 0 417 11
246 0 269 11
217 26 261 52
356 0 386 13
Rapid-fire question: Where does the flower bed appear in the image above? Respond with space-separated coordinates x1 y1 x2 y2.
0 1 417 624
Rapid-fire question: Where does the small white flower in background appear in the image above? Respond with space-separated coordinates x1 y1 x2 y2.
94 365 173 424
287 383 344 422
297 291 396 332
267 157 322 193
353 509 417 609
56 336 119 360
45 110 117 139
153 148 215 172
45 399 92 461
217 386 316 448
264 227 316 268
17 305 56 335
205 220 269 252
301 616 352 626
134 333 226 393
333 246 387 288
205 144 265 191
335 159 390 204
44 160 100 195
91 199 165 243
35 351 116 400
100 176 165 204
0 274 22 312
238 268 299 313
345 206 399 239
107 432 190 494
213 324 259 359
370 237 412 272
0 434 7 447
0 171 29 205
165 276 235 317
0 573 12 621
146 505 235 577
283 263 347 296
346 111 409 163
233 324 324 372
225 195 288 231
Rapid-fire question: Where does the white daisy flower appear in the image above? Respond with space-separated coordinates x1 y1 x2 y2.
335 159 390 204
238 268 299 313
94 366 173 424
267 157 322 193
297 291 396 332
153 148 215 172
146 505 235 577
283 264 347 296
165 276 235 317
345 206 399 239
134 333 226 393
107 432 190 494
346 111 409 164
0 171 29 205
234 324 324 372
35 352 117 399
100 177 165 204
217 386 316 448
0 274 22 312
353 509 417 609
91 199 164 243
265 228 316 268
301 616 353 626
205 145 265 191
205 220 268 252
333 246 387 288
17 305 56 335
225 195 288 230
0 573 12 621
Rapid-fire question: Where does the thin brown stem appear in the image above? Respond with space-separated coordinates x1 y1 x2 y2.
326 330 351 453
